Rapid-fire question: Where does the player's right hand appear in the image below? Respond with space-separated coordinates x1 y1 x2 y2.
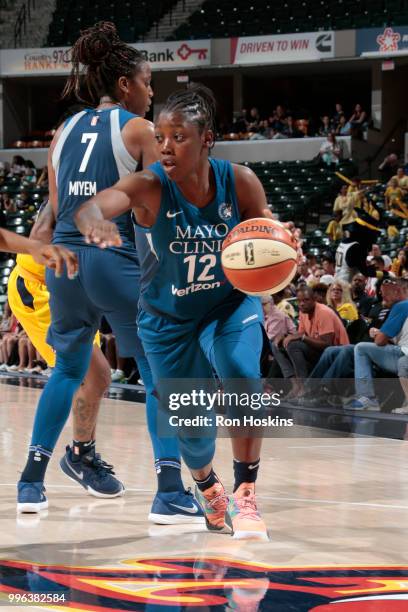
83 220 122 249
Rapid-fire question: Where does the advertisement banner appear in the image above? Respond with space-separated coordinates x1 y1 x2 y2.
357 26 408 56
0 40 211 76
231 31 334 65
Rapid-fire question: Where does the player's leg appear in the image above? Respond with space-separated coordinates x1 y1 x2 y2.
200 298 268 541
139 310 230 533
8 268 122 499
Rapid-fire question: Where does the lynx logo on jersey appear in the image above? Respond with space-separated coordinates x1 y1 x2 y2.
218 202 233 221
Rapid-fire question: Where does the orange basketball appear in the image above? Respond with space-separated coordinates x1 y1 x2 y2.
221 218 298 296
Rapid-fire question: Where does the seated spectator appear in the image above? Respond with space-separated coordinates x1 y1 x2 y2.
312 282 329 304
296 261 314 286
322 254 336 276
274 288 296 319
262 296 296 342
332 103 345 128
391 167 408 195
268 105 287 135
319 133 343 167
385 178 404 211
335 115 352 136
247 107 260 132
391 247 408 278
318 115 331 137
333 184 356 227
9 155 25 177
326 210 343 241
349 103 368 135
271 286 349 396
310 268 325 285
393 353 408 413
231 109 248 134
351 273 374 317
351 278 408 410
378 153 400 183
282 116 304 139
249 119 269 140
326 280 359 322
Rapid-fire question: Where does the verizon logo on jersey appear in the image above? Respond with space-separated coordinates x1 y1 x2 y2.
68 181 97 196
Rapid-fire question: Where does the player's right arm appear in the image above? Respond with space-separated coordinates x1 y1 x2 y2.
30 201 55 244
74 170 161 247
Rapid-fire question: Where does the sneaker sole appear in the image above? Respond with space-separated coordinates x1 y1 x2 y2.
232 529 269 541
17 500 48 514
148 512 205 525
60 458 125 498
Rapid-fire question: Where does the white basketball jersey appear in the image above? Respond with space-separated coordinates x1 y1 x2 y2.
335 241 359 282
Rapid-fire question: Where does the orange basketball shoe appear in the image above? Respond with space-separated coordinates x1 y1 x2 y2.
228 483 269 541
194 482 231 534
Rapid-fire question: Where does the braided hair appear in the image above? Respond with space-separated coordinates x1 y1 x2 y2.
62 21 146 105
160 83 216 139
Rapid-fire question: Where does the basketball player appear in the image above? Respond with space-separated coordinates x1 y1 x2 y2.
0 226 76 274
17 22 203 522
75 84 284 540
8 201 124 499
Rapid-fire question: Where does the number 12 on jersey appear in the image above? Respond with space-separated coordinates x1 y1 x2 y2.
184 255 217 283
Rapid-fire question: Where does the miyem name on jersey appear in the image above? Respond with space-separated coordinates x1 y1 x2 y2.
68 181 97 196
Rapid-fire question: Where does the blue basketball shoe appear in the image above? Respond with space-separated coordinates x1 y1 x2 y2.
149 488 205 524
60 446 125 498
17 481 48 513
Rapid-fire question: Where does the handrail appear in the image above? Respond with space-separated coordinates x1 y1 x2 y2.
14 0 35 47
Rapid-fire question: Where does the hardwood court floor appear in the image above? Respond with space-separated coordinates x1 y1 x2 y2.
1 376 408 610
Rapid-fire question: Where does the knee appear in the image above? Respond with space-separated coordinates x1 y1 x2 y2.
286 340 304 355
398 356 408 378
354 342 371 357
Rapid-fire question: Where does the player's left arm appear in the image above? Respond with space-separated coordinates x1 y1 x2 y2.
233 164 272 220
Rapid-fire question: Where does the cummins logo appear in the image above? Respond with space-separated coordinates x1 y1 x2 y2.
316 33 333 53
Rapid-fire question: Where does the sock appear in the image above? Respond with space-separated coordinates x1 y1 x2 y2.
233 458 260 492
20 445 52 483
193 469 219 492
72 439 95 460
155 458 184 493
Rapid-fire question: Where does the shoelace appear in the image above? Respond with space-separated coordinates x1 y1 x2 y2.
82 453 116 478
234 493 261 521
206 487 229 512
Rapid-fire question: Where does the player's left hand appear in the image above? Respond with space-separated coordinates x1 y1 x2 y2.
30 242 78 279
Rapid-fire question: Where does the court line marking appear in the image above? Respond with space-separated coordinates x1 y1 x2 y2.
1 483 407 509
287 442 404 449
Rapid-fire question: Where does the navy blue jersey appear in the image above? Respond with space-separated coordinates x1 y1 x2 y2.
52 107 139 261
136 158 261 322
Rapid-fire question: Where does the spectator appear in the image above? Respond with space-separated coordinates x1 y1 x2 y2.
326 210 343 241
320 274 335 286
393 353 408 413
326 279 359 322
335 115 351 136
296 261 314 286
312 282 329 304
378 153 400 183
391 248 408 278
231 109 248 134
351 273 374 317
9 155 25 176
249 119 269 141
272 286 349 396
319 133 343 167
350 277 408 410
318 115 331 137
274 288 296 319
384 177 404 211
247 107 260 132
0 193 17 214
333 184 356 227
322 254 335 276
332 103 345 127
262 296 296 342
391 167 408 194
349 103 368 135
282 115 304 138
368 244 392 271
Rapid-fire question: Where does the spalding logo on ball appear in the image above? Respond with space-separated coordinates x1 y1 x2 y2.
221 218 298 296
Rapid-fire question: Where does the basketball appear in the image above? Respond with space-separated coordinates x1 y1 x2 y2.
221 218 298 296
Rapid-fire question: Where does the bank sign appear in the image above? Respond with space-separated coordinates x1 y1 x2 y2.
0 40 211 76
231 31 334 65
357 26 408 56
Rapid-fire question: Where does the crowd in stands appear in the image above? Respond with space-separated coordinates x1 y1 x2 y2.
261 244 408 413
222 102 368 141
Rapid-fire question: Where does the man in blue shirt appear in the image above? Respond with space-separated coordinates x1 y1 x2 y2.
351 278 408 410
